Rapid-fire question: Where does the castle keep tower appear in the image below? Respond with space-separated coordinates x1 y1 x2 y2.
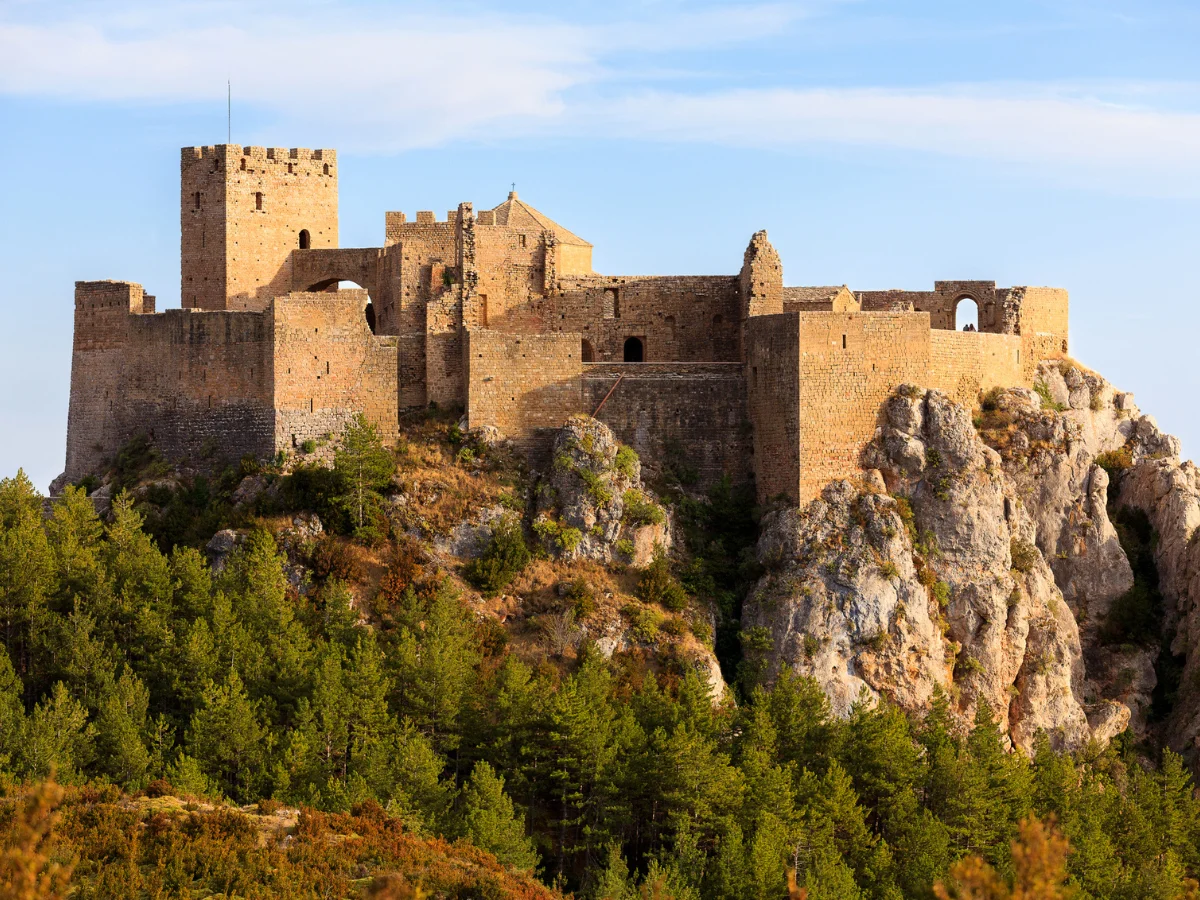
181 145 338 311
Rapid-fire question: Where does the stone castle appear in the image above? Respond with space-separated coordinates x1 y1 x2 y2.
65 145 1069 502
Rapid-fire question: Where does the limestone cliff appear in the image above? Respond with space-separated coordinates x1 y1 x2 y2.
744 362 1200 753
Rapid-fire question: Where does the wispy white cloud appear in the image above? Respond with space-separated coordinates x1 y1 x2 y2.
3 1 1200 193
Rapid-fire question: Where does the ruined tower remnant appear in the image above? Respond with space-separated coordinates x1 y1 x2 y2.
63 144 1070 504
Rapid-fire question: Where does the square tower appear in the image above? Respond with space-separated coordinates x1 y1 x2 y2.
181 145 338 311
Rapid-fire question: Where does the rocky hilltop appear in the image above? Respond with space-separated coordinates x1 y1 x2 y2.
745 359 1200 759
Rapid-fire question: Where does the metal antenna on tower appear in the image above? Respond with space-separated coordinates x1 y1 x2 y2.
227 80 231 144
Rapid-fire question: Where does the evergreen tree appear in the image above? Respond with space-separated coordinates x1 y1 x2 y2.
186 672 265 801
458 761 539 872
333 414 395 536
20 682 94 782
589 842 634 900
93 667 151 788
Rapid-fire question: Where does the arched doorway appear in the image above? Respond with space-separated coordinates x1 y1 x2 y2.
365 301 376 334
623 337 644 362
581 339 595 362
955 297 979 332
298 229 311 250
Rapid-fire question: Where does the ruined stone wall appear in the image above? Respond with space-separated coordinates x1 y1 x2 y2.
65 281 275 481
744 313 801 503
543 276 742 363
384 213 460 408
1014 287 1070 380
583 363 752 490
271 291 399 452
182 145 337 312
472 223 548 328
464 331 582 458
858 281 1003 332
783 286 859 314
796 312 931 502
928 330 1023 407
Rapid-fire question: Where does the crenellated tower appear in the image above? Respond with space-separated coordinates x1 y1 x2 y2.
181 145 338 311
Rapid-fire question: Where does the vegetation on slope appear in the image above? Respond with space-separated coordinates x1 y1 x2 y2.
1 412 1198 898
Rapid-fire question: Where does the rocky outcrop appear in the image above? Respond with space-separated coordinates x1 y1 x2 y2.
747 385 1115 751
534 416 670 567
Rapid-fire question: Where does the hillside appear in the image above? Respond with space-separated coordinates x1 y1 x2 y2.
4 360 1200 897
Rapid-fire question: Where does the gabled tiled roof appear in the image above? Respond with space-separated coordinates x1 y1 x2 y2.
486 192 592 247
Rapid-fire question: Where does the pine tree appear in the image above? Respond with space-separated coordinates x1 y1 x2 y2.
589 842 633 900
186 672 265 801
459 761 539 872
333 414 395 536
93 666 151 788
19 683 94 782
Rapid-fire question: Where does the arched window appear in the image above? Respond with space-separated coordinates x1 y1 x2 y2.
956 297 979 332
298 229 311 250
713 313 724 327
623 337 644 362
240 157 246 171
581 339 595 362
255 192 263 211
664 315 676 341
323 163 330 176
365 302 377 334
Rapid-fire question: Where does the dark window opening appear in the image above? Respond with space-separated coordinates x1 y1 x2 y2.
287 162 294 174
581 339 595 362
193 191 201 210
518 234 527 248
365 301 377 334
240 157 246 171
842 334 847 349
299 229 311 250
255 192 263 210
623 337 644 362
323 163 330 176
713 314 723 327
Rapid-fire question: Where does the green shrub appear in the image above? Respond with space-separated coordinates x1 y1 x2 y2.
893 497 916 540
622 490 666 527
614 445 639 479
300 439 317 455
533 517 583 555
802 634 820 659
466 517 531 594
879 560 900 580
931 580 950 608
637 551 689 612
563 578 596 620
578 468 613 506
1034 379 1067 412
1010 538 1040 574
1096 447 1133 478
623 604 664 642
980 387 1004 412
614 538 635 560
660 617 685 637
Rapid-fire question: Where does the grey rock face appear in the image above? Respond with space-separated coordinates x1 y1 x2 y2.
535 416 670 566
754 386 1101 751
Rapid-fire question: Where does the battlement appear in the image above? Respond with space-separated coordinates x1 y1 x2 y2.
183 145 335 165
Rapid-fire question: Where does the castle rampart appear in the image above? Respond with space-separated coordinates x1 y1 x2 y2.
63 144 1072 505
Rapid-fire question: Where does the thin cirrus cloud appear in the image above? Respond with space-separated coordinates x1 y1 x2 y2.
2 3 1200 193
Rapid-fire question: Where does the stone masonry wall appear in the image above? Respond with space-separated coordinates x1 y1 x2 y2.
182 145 337 312
464 330 583 461
928 330 1023 407
744 313 802 503
65 281 275 481
583 363 752 490
796 312 931 502
543 276 742 363
1014 287 1069 381
271 291 399 452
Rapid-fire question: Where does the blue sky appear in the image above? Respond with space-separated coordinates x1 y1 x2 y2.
3 0 1200 490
